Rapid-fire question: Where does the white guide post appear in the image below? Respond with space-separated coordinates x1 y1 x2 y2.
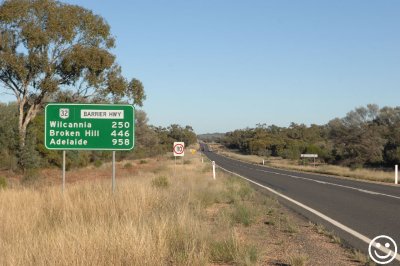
212 161 216 180
395 165 398 185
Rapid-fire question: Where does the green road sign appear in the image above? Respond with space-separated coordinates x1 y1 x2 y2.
45 103 134 150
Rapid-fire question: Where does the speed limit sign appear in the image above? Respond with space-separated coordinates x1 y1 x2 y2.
173 142 185 157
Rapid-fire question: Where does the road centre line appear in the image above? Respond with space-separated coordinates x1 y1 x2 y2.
216 154 400 201
215 163 400 263
252 167 400 201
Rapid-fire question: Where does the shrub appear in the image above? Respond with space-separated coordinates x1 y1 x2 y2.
94 160 102 168
151 176 169 188
210 239 236 263
0 176 7 189
139 159 147 164
123 162 133 169
247 245 258 264
21 169 40 185
231 203 252 226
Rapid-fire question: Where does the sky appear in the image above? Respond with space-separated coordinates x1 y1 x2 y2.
1 1 400 133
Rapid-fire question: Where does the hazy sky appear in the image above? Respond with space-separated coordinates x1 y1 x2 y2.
1 1 399 133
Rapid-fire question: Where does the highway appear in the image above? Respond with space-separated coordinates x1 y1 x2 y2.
201 143 400 265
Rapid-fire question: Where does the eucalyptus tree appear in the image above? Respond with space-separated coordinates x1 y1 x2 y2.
0 0 145 154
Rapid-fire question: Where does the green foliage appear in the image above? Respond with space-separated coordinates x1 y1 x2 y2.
0 0 146 155
247 246 258 264
0 104 197 173
231 203 252 226
18 126 41 170
210 239 236 263
151 176 169 188
93 160 102 168
222 104 400 168
0 103 18 170
21 169 40 185
123 162 133 169
0 176 7 189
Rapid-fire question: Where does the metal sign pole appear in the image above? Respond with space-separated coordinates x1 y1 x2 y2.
62 150 66 193
112 151 116 193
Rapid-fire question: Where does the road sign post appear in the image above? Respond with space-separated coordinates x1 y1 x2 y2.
62 150 66 193
173 142 185 176
301 154 318 167
45 103 134 192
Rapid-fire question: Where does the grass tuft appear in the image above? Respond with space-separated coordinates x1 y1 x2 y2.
231 203 253 226
93 159 102 168
0 176 7 189
151 176 169 188
123 162 133 169
289 254 309 266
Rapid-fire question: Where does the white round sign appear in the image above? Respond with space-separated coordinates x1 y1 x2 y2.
173 142 185 156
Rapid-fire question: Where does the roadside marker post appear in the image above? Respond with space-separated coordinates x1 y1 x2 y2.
44 103 135 193
395 165 398 185
262 159 265 165
212 161 216 180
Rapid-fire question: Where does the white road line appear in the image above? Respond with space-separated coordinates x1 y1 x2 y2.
251 167 400 201
214 152 400 201
216 164 400 263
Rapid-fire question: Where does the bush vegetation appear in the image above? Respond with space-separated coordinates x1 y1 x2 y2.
0 103 197 172
219 104 400 168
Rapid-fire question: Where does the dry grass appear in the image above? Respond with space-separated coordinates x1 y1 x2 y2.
209 144 394 183
0 145 365 265
0 150 263 266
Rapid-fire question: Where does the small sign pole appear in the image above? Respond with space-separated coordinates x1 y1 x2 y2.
112 151 116 193
62 150 66 193
395 165 398 185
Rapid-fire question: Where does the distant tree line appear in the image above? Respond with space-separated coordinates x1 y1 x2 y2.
220 104 400 168
0 102 197 172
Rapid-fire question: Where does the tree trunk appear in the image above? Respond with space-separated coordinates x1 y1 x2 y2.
18 98 26 150
18 101 39 152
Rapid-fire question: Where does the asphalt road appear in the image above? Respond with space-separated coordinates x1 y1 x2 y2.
201 143 400 265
